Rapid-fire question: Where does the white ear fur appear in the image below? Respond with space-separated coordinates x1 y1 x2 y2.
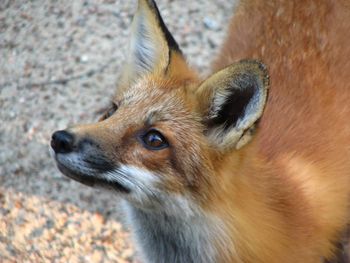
124 0 181 84
128 3 168 77
198 60 269 150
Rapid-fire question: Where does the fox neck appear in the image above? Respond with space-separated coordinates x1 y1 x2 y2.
209 144 327 263
123 201 232 263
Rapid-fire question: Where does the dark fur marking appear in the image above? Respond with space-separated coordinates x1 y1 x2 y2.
208 74 257 130
56 161 129 193
164 48 172 75
169 146 202 193
324 232 350 263
169 147 186 179
77 138 115 173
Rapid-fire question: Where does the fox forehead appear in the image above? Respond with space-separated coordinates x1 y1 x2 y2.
114 76 201 125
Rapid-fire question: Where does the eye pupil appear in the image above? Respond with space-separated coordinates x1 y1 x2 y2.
147 133 162 147
142 130 168 150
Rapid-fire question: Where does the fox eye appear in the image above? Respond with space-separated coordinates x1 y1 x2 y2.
141 129 169 150
100 103 118 121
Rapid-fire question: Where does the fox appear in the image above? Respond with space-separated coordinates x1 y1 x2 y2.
50 0 350 262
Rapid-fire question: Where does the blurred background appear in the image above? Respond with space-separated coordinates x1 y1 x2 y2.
0 0 235 261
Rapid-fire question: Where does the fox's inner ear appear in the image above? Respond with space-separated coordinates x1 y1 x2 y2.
197 60 269 151
122 0 183 84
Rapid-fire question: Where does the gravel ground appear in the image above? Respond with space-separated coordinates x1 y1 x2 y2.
0 0 235 262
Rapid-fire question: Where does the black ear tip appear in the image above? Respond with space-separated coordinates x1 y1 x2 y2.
142 0 156 9
149 0 157 7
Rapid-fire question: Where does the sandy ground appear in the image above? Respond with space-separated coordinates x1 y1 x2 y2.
0 0 235 261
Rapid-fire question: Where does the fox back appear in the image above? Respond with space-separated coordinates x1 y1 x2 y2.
51 0 350 262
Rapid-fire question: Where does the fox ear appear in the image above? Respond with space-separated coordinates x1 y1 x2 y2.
122 0 183 84
197 60 269 151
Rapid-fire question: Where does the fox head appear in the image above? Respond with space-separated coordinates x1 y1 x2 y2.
51 0 269 214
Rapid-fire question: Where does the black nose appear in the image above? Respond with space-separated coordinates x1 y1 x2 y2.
51 130 75 154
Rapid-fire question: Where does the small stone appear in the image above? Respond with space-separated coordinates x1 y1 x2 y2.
80 54 89 63
203 17 220 31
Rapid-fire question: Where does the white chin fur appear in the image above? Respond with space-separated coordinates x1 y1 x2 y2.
102 164 159 190
101 165 160 205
